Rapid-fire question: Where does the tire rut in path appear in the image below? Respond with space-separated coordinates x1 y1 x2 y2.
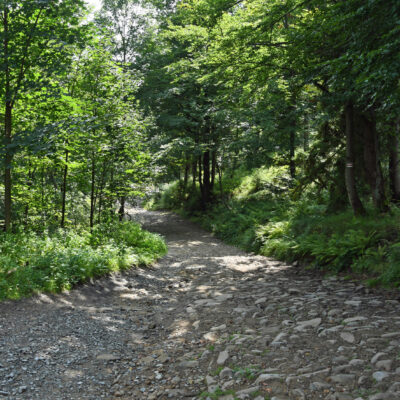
0 209 400 400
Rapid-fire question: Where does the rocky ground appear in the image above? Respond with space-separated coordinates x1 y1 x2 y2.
1 209 400 400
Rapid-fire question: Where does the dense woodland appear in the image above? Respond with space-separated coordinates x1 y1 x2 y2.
141 0 400 214
0 0 400 299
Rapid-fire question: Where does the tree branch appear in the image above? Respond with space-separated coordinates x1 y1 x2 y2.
313 81 330 94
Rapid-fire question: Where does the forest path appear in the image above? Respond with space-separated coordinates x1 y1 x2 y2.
1 209 400 400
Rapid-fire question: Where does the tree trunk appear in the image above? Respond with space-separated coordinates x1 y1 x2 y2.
192 161 197 188
118 196 125 221
61 148 69 228
289 127 296 179
90 153 96 229
24 168 34 226
211 151 216 190
4 102 12 232
183 162 189 189
231 125 239 177
41 166 45 225
198 156 205 209
327 158 348 213
108 167 115 217
303 130 309 151
203 150 211 203
217 162 223 198
389 120 400 202
344 103 366 216
3 9 12 232
97 163 107 224
361 110 388 212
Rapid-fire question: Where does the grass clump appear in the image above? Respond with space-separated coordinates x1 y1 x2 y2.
0 222 167 301
231 365 262 382
199 388 236 399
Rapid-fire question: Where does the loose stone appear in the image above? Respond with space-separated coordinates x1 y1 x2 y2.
340 332 355 344
330 374 355 385
217 350 229 365
372 371 390 382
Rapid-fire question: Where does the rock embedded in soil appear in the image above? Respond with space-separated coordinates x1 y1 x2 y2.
340 332 356 344
373 371 391 382
217 350 229 365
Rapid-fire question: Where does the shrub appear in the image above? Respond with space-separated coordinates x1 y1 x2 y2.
0 222 167 300
151 181 184 210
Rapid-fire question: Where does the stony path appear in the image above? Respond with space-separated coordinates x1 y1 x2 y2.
1 210 400 400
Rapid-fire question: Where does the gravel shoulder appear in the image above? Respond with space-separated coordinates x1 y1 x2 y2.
1 209 400 400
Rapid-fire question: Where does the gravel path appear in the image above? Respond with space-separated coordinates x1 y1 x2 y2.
1 209 400 400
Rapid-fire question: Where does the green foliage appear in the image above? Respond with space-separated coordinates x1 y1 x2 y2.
199 387 236 400
0 222 166 301
235 166 291 199
91 221 167 264
0 1 154 233
146 181 205 213
231 365 262 382
260 205 400 280
149 182 184 210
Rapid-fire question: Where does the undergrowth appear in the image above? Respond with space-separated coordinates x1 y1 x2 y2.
148 166 400 288
0 222 167 300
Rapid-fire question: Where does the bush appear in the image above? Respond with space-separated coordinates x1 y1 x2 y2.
0 222 167 300
149 181 184 210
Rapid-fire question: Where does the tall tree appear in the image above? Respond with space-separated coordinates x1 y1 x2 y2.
0 0 86 231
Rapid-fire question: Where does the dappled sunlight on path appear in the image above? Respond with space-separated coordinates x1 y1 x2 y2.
0 209 400 399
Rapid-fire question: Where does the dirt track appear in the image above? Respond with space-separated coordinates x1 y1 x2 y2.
1 209 400 400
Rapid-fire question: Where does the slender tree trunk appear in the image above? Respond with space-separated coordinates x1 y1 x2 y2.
24 168 34 226
183 162 189 189
361 110 388 212
289 129 296 179
118 196 125 221
192 161 197 188
4 102 12 231
389 120 400 202
217 162 223 198
198 157 203 191
288 100 296 179
303 130 309 151
198 156 205 208
41 166 45 225
203 150 211 203
211 151 216 190
231 125 239 177
97 163 107 224
108 167 115 217
24 204 29 226
90 153 96 229
344 103 365 216
3 9 12 232
283 12 296 181
61 148 69 228
282 97 297 179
